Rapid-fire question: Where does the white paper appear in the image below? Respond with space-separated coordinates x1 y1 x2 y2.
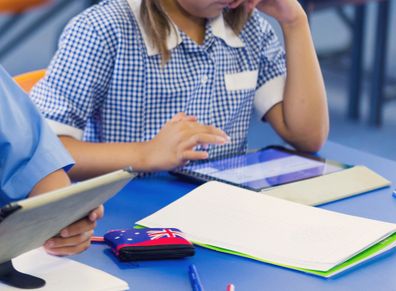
138 181 396 271
0 248 129 291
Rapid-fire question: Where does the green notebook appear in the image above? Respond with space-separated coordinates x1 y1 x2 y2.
195 233 396 278
137 181 396 277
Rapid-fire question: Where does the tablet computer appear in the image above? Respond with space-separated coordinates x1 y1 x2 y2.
172 146 350 192
0 168 136 265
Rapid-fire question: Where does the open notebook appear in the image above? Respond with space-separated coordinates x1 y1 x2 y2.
0 248 128 291
137 181 396 277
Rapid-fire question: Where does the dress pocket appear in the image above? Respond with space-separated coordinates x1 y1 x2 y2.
224 70 259 91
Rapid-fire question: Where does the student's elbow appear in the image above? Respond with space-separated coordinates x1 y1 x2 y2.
302 135 326 153
293 139 323 154
293 126 329 153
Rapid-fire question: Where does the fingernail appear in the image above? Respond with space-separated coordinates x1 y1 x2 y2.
45 240 54 248
61 229 68 237
90 212 97 221
216 137 227 143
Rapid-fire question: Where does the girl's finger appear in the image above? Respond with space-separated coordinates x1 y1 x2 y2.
170 112 187 122
228 0 245 9
45 230 93 249
45 239 91 256
59 218 95 238
179 133 228 151
179 150 209 163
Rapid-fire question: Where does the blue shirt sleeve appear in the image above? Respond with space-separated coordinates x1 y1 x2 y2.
254 13 286 89
30 12 114 134
246 12 287 119
0 65 74 205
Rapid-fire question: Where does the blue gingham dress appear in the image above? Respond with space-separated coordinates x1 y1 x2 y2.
31 0 286 158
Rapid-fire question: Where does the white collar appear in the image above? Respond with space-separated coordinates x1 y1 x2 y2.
210 13 245 48
127 0 245 56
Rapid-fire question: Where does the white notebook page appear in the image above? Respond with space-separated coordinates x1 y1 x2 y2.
138 181 396 271
0 248 129 291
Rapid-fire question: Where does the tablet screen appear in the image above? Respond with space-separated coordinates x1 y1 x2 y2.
177 147 349 191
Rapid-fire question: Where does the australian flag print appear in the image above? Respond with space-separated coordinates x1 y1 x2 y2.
104 228 195 261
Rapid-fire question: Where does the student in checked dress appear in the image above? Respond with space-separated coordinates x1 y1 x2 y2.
30 0 329 180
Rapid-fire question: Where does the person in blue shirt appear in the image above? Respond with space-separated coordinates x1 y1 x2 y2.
31 0 329 180
0 65 103 256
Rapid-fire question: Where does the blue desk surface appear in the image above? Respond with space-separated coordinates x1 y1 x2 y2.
72 141 396 291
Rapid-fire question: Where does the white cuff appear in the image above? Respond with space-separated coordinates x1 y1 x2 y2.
254 75 286 119
46 119 83 140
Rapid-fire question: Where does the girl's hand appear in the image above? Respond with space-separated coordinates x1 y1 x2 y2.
246 0 306 26
228 0 247 9
44 205 104 256
145 113 230 171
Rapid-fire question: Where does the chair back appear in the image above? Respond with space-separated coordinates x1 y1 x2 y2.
0 0 50 13
14 69 46 93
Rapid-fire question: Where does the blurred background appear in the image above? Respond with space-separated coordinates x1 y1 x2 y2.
0 0 395 160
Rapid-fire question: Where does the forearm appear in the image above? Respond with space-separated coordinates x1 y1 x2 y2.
29 169 71 197
60 136 153 180
59 114 229 180
278 16 329 151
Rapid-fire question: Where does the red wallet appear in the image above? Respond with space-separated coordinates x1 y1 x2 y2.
93 228 195 261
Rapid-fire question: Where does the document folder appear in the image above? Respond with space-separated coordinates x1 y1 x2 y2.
138 181 396 277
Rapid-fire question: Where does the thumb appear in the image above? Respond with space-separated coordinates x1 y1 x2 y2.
171 112 198 123
247 0 258 11
170 112 187 122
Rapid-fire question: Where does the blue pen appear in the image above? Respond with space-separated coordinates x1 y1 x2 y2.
393 189 396 198
189 264 204 291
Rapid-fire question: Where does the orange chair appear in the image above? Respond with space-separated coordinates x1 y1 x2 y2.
0 0 97 59
0 0 53 59
13 69 45 93
0 0 50 13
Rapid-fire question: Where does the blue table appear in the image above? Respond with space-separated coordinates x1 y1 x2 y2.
73 141 396 291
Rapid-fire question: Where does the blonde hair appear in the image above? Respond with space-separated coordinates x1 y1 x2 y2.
140 1 249 64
